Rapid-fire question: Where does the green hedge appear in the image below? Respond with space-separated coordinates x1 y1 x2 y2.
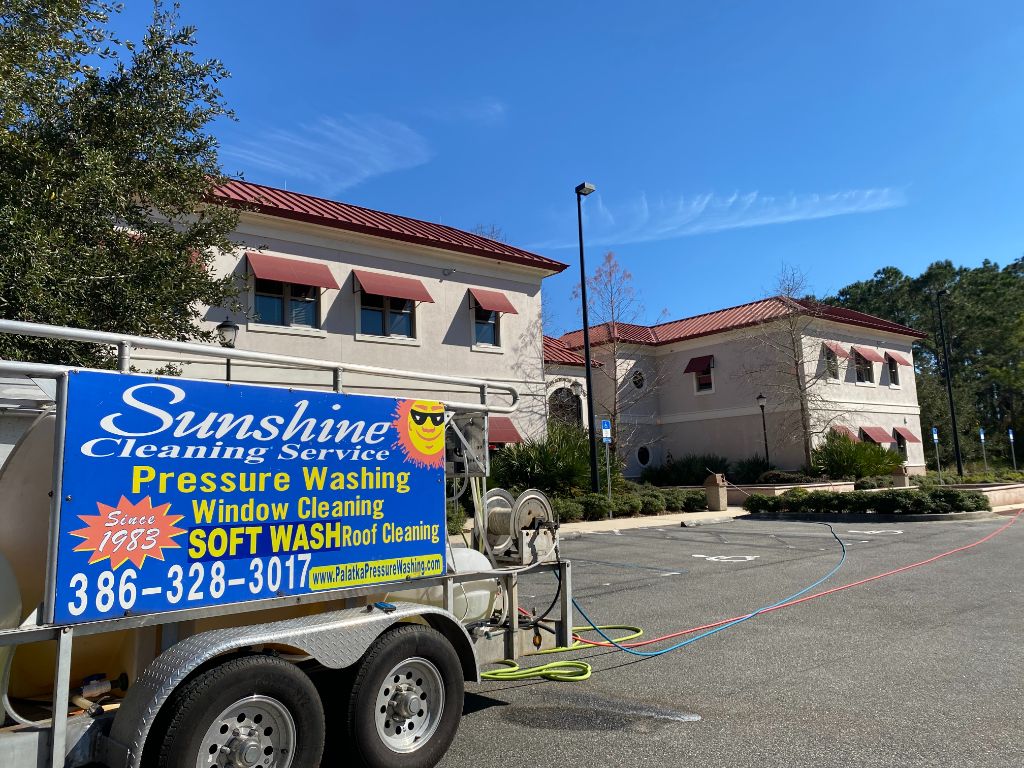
551 497 584 523
580 493 613 521
446 502 467 535
742 488 991 515
640 453 730 486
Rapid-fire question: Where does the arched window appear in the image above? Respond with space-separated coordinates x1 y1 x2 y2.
548 387 582 426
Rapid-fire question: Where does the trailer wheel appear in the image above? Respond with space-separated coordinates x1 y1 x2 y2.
346 624 464 768
152 654 324 768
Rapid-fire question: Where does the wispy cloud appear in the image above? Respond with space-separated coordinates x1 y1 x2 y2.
425 97 508 125
530 187 908 249
222 114 433 196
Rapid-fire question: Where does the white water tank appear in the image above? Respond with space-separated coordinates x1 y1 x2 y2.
389 547 499 623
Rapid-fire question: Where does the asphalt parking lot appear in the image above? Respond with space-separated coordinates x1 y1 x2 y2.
440 513 1023 768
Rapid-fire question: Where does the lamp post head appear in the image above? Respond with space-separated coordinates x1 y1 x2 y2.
575 182 596 197
216 317 239 348
756 393 767 409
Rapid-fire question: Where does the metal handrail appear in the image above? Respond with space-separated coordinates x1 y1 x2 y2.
0 319 518 413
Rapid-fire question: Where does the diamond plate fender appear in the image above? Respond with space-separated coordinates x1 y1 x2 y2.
103 602 477 768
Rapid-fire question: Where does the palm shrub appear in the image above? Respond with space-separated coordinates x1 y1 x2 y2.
490 421 592 494
732 454 773 484
812 432 905 479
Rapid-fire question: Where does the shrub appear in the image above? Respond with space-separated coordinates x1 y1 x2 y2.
613 493 643 517
551 497 584 523
732 454 772 484
580 493 613 521
756 470 821 484
678 489 708 511
491 421 602 495
812 432 905 479
446 502 467 535
641 453 730 486
855 475 899 490
743 494 783 514
639 492 666 516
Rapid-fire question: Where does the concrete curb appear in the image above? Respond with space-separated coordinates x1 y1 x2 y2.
743 509 1002 523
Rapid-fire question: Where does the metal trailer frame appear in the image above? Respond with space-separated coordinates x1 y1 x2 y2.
0 320 573 768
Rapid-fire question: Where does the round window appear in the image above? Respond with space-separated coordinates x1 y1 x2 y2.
632 370 645 389
637 446 651 466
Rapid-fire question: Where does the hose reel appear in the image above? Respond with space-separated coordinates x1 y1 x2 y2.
483 488 556 563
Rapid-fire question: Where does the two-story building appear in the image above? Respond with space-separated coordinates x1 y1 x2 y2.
559 296 927 476
134 179 568 442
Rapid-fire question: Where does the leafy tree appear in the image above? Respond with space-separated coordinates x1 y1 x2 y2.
0 1 241 368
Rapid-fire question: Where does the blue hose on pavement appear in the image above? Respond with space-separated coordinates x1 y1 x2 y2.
570 521 847 658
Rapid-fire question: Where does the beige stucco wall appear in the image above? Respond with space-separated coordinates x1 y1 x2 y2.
604 317 925 476
137 211 552 438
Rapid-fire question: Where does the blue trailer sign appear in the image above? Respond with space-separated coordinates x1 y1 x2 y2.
51 371 446 624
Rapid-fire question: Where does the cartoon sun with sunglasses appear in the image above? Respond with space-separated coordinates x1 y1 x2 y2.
392 399 446 468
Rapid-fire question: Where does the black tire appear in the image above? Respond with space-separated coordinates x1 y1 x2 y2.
151 654 325 768
345 624 464 768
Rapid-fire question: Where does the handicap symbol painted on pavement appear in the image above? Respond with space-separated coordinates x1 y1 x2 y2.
847 530 903 535
691 554 760 563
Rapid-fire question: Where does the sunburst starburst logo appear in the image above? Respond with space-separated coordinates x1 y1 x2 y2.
70 496 186 569
392 399 446 468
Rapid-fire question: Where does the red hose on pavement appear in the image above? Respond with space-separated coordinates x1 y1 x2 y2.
574 510 1021 650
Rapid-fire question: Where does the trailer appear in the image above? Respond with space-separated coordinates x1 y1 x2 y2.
0 320 572 768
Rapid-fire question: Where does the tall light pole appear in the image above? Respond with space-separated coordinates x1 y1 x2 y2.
216 317 239 381
935 290 964 476
756 392 770 466
576 181 600 492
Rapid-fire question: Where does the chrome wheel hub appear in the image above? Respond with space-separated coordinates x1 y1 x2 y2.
196 695 296 768
374 657 444 754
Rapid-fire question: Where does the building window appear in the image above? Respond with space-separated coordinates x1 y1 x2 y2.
894 430 908 458
887 356 900 386
637 446 651 466
254 279 319 328
824 347 840 380
632 370 645 389
474 305 500 346
695 362 713 392
854 352 874 383
548 387 582 426
360 293 415 338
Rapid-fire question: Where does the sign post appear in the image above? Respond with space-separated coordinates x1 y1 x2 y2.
601 419 612 509
1010 428 1017 472
980 427 988 473
932 426 942 483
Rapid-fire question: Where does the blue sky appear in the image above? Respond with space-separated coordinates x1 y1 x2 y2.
117 2 1024 335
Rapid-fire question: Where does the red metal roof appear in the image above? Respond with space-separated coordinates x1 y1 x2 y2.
489 416 524 444
560 297 927 350
469 288 517 314
247 252 340 289
352 269 434 303
894 426 921 443
543 336 601 367
683 354 714 374
885 350 912 367
213 179 568 274
860 426 896 444
852 345 886 364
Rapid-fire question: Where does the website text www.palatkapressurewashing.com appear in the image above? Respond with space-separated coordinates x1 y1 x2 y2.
308 555 444 590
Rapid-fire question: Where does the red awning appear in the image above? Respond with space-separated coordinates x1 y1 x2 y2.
860 426 896 444
823 341 851 359
886 351 912 367
469 287 518 314
488 416 523 444
683 354 714 374
894 426 921 443
352 269 434 303
852 345 885 363
832 425 860 442
247 252 340 289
